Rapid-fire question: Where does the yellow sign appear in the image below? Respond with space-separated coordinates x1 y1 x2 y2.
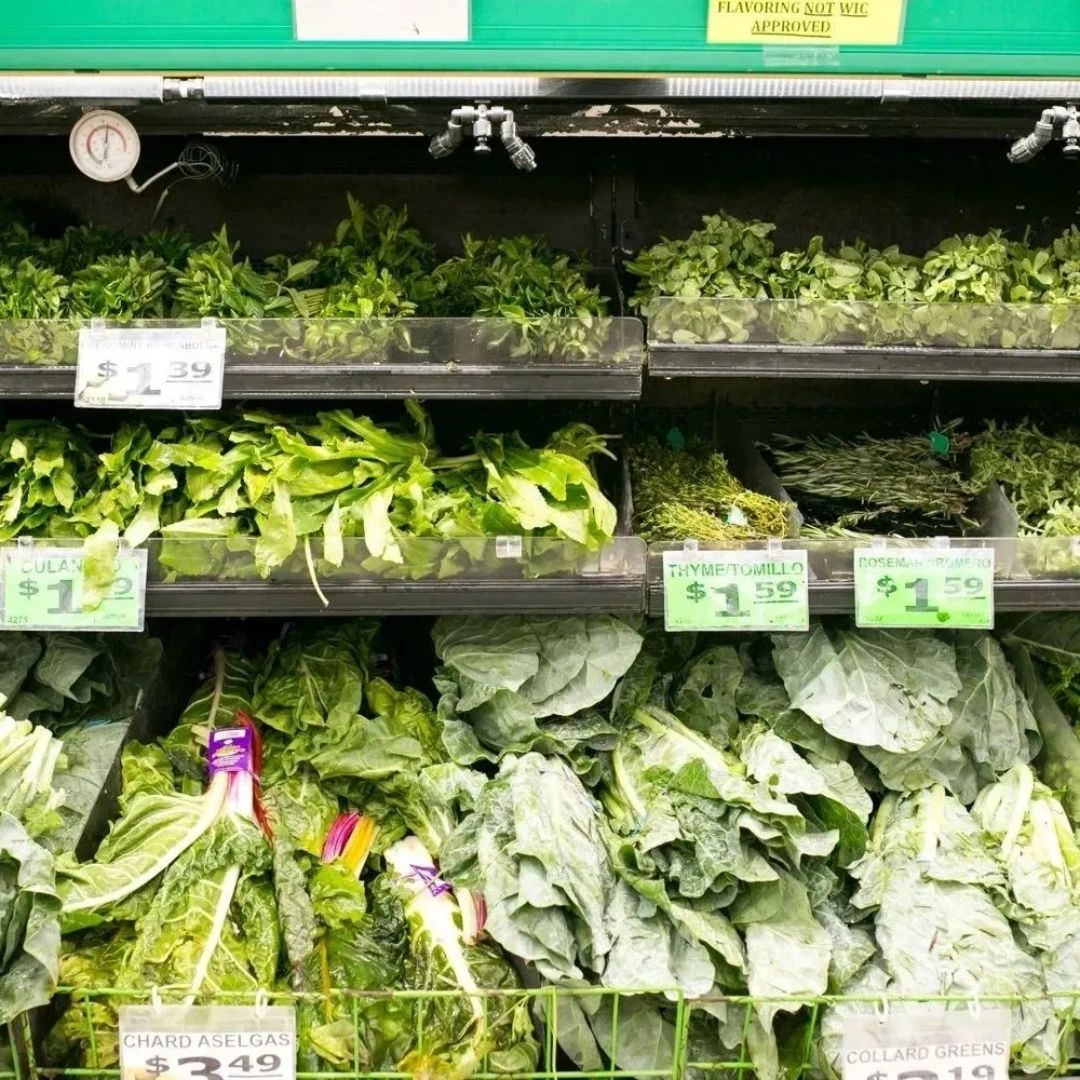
707 0 906 46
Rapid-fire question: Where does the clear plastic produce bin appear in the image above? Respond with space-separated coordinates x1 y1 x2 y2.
644 298 1080 350
0 316 644 368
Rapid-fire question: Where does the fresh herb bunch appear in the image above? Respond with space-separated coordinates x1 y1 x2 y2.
427 235 609 358
0 259 72 364
69 253 171 319
970 421 1080 536
173 228 313 319
769 423 980 535
629 436 791 543
630 215 1080 349
305 196 436 303
627 212 775 344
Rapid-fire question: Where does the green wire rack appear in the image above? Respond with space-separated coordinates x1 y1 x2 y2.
14 988 1080 1080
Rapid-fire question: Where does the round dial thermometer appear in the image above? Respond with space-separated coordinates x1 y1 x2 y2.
69 111 141 182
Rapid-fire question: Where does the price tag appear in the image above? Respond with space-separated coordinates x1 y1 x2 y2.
0 546 147 631
120 1004 295 1080
663 548 810 632
853 547 994 629
75 324 225 410
842 1007 1009 1080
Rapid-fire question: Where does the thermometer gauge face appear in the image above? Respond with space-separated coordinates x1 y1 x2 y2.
69 110 141 182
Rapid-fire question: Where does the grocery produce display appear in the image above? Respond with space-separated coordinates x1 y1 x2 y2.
2 99 1080 1080
0 614 1070 1080
0 408 619 599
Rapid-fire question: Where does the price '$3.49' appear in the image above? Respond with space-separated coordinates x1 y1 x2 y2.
120 1004 295 1080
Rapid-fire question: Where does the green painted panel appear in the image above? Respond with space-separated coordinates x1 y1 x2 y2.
0 0 1077 75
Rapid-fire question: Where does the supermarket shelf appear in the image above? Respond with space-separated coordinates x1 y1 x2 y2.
646 577 1080 617
0 359 643 400
0 316 644 400
647 344 1080 382
147 577 645 616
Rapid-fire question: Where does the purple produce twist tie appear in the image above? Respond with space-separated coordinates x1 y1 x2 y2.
410 864 453 897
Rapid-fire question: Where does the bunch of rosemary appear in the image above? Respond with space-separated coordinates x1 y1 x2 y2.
629 436 791 543
769 424 980 536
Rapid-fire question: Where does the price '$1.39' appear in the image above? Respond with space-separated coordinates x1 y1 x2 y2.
75 325 226 410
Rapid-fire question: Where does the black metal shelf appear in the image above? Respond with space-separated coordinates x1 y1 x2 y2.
148 577 646 616
647 578 1080 617
647 344 1080 382
0 360 643 400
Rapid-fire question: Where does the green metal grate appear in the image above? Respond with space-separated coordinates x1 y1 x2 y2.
29 988 1080 1080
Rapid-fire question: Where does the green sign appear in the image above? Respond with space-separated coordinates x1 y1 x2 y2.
853 546 994 629
663 549 809 632
0 546 147 631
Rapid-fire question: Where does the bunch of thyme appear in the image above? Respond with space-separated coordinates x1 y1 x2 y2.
629 437 791 543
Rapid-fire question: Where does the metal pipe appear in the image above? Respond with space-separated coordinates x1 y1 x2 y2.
1008 105 1073 163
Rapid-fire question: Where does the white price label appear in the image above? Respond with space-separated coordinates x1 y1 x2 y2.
75 324 225 410
842 1008 1009 1080
293 0 470 40
120 1004 296 1080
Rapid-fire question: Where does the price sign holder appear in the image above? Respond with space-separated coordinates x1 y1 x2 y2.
854 539 994 630
842 1006 1009 1080
0 542 148 631
120 1001 296 1080
75 319 226 410
663 540 810 632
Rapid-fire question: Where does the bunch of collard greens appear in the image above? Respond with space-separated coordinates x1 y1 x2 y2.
436 618 1080 1079
0 405 618 604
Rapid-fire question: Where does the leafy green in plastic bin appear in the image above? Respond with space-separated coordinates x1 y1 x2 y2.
0 405 619 607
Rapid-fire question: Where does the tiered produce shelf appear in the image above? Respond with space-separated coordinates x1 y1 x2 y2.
141 537 647 616
645 300 1080 382
0 317 645 400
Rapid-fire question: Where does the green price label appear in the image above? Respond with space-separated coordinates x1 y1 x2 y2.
853 547 994 629
1 546 148 631
663 549 810 632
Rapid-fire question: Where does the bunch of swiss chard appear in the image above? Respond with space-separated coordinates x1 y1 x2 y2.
49 620 538 1080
